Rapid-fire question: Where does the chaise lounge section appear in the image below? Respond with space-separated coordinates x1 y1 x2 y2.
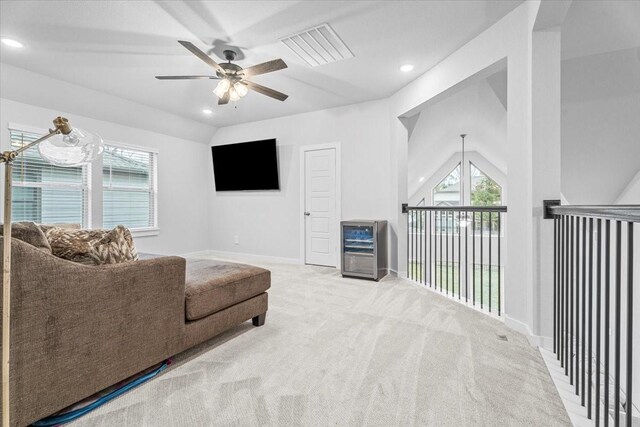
1 236 270 427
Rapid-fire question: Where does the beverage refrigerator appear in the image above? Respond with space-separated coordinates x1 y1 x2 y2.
340 220 388 281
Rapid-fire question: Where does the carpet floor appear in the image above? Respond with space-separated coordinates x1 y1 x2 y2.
71 257 570 427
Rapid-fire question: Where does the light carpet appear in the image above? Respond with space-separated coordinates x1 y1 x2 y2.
71 257 570 426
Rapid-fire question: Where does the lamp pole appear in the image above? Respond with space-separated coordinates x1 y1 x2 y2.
1 118 74 427
460 134 466 205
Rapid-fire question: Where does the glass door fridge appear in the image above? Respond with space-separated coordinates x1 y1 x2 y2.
341 220 387 280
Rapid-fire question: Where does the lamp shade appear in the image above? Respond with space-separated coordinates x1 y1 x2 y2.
228 87 240 102
234 82 248 97
38 128 103 167
213 79 231 98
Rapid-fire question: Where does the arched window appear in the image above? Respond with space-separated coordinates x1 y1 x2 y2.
432 163 461 206
470 162 502 206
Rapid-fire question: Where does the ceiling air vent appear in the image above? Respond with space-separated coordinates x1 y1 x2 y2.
280 23 354 67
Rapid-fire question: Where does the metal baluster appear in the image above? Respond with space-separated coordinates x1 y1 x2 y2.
410 210 414 281
440 211 443 292
604 219 611 427
446 211 450 295
596 218 602 426
582 216 587 404
625 223 633 427
498 212 501 315
420 211 427 286
472 212 476 305
566 215 570 374
419 210 423 284
576 216 581 395
458 211 461 299
466 210 469 302
614 221 621 427
588 217 594 419
489 212 493 313
434 211 438 288
406 209 409 279
481 211 484 309
554 216 558 354
560 215 565 364
571 216 575 385
429 211 433 287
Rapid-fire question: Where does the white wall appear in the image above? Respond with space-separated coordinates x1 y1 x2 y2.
407 78 508 200
388 1 546 342
208 99 391 263
560 48 640 204
0 97 213 255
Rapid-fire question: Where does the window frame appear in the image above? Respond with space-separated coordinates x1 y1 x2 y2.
101 140 159 237
7 123 92 228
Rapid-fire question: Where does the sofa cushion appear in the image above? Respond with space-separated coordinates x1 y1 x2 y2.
185 259 271 321
0 222 51 253
43 225 138 265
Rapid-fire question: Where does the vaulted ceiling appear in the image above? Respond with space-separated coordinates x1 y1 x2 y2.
0 0 523 128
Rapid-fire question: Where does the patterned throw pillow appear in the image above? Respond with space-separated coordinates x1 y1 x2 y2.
43 225 138 265
91 226 138 265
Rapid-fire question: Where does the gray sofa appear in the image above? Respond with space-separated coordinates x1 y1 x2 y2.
1 236 270 426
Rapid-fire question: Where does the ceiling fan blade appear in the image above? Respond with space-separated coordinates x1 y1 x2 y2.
178 40 225 74
155 75 219 80
244 80 288 101
242 59 287 77
218 92 230 105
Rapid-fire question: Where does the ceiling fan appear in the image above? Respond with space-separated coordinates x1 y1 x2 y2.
156 40 289 105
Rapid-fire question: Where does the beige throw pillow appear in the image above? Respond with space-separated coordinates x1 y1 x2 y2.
43 225 138 265
0 222 52 253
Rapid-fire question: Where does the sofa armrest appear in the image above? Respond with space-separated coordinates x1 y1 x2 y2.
3 238 186 426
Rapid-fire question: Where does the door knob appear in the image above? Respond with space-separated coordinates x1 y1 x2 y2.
304 212 311 216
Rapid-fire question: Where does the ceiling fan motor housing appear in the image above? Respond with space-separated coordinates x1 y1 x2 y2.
223 49 237 62
218 62 243 79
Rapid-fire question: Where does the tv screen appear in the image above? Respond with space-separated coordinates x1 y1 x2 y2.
211 139 280 191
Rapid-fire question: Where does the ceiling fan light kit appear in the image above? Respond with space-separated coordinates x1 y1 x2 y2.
156 41 289 105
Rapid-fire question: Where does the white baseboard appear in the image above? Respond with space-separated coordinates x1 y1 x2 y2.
540 348 597 427
503 315 553 350
181 249 301 265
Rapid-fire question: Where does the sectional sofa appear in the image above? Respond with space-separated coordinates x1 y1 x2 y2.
1 236 270 426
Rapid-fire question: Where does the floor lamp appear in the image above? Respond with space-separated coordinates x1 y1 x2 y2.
0 117 103 427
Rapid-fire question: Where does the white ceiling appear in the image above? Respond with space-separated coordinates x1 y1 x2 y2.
0 0 523 128
561 0 640 60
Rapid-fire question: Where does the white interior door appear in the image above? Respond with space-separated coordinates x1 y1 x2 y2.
304 148 337 267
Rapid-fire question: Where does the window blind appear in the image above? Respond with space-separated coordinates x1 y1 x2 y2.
9 128 89 226
103 144 157 229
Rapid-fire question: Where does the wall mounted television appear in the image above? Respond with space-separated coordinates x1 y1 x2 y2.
211 138 280 191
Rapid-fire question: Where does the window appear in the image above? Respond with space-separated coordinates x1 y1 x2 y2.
470 162 501 235
103 144 157 230
433 163 461 206
470 162 502 206
9 128 89 226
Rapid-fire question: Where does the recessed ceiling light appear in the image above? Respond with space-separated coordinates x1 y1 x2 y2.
400 64 414 72
1 38 24 48
202 109 213 115
419 177 424 182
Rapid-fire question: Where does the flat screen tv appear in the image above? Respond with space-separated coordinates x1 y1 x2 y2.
211 139 280 191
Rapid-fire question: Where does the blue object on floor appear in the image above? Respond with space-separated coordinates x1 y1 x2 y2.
32 360 169 426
